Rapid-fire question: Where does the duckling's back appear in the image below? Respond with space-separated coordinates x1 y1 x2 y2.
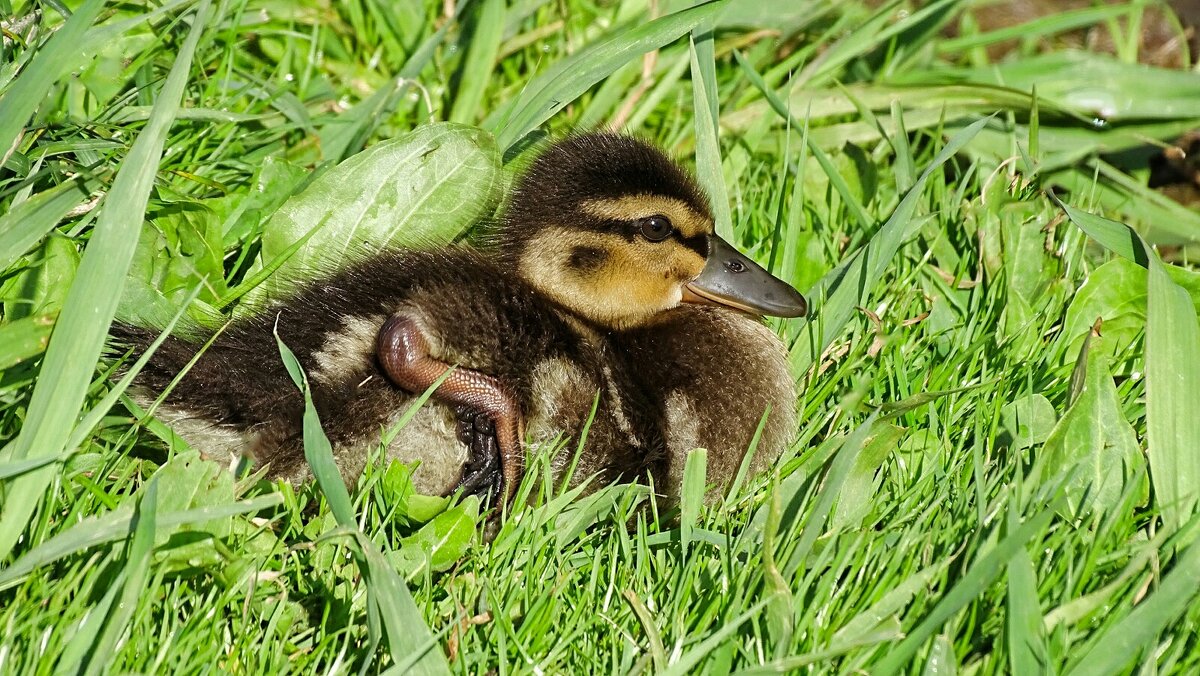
112 247 625 494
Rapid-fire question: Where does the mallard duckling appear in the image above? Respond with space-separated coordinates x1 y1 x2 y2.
111 132 807 502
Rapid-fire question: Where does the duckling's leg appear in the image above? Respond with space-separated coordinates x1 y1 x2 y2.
376 314 524 501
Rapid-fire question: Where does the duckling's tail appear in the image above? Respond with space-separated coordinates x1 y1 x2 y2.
107 321 300 431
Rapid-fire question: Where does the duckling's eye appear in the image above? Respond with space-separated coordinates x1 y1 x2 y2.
638 216 673 242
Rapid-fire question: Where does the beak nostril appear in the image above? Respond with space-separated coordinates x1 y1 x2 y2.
724 259 746 274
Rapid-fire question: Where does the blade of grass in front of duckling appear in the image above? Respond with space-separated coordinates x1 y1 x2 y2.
1052 197 1200 532
272 330 450 675
678 448 707 557
0 0 211 563
688 23 732 240
491 0 729 153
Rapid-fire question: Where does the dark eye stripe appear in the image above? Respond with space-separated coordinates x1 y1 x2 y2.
678 234 709 258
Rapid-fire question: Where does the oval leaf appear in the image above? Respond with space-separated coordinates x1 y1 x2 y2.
238 123 502 312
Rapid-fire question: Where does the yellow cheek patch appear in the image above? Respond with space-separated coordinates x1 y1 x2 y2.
516 227 699 328
580 195 713 238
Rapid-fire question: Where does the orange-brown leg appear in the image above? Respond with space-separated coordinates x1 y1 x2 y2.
376 314 524 501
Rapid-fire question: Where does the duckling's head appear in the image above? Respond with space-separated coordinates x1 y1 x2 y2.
498 133 807 330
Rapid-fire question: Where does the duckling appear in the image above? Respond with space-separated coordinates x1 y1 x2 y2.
111 132 807 503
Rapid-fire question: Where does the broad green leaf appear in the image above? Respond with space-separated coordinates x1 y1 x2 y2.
144 452 236 569
491 1 730 151
1061 258 1152 368
2 234 80 322
1055 199 1200 531
380 460 450 523
1061 257 1200 366
393 496 480 578
213 156 309 245
237 123 501 312
830 421 904 531
118 199 228 332
999 395 1057 451
1041 347 1147 518
0 0 212 562
0 314 53 371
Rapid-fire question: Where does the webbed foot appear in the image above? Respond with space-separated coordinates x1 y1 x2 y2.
455 405 502 498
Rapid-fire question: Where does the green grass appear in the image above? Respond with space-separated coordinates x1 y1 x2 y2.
3 0 1200 672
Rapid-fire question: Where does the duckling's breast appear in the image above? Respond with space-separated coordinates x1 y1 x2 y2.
615 305 798 500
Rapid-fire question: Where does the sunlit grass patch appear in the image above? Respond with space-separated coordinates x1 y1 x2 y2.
2 0 1200 672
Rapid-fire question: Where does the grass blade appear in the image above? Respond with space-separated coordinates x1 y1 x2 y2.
874 506 1057 675
449 0 505 124
79 478 159 676
273 330 449 674
0 494 282 591
679 447 707 556
492 0 729 152
1007 500 1049 675
1145 254 1200 530
0 0 212 562
0 0 105 165
0 179 93 270
1066 520 1200 675
783 411 879 579
689 24 731 239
